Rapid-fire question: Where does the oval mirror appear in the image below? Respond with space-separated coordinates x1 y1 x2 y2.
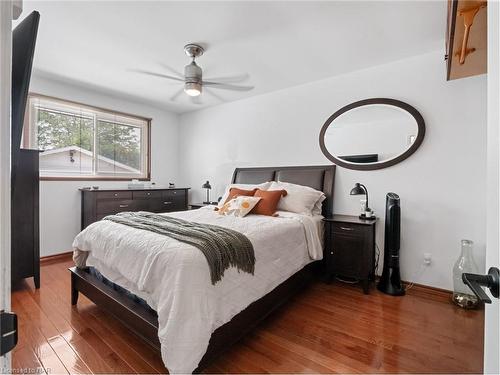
319 98 425 170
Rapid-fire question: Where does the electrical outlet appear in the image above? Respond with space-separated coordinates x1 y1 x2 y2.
423 253 432 265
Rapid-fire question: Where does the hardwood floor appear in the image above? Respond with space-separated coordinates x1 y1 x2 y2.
12 257 484 374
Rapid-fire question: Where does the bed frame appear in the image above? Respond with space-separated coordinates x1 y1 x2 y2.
69 165 336 372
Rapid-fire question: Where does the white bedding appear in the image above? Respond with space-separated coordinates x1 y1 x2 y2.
72 206 324 373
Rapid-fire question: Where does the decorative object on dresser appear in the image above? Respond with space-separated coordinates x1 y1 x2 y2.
202 180 212 204
323 215 376 294
11 11 41 288
350 182 374 219
446 0 487 81
80 187 189 230
377 193 405 296
319 98 425 171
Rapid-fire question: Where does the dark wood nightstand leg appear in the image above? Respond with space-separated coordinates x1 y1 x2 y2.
362 279 370 294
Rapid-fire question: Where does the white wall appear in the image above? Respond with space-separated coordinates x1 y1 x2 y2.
29 75 180 256
178 51 487 290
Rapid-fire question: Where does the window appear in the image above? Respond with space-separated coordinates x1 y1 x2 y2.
24 94 150 180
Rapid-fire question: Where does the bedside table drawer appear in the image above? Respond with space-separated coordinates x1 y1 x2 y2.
332 222 366 237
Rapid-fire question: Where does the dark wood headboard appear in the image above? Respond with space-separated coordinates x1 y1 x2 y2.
231 165 336 216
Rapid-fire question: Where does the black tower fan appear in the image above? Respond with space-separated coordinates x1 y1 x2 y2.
377 193 405 296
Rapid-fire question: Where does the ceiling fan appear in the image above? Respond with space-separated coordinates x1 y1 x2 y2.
134 43 254 103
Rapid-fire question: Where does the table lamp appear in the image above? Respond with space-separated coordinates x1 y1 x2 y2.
202 181 212 204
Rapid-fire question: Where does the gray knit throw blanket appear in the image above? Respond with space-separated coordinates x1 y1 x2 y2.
103 211 255 285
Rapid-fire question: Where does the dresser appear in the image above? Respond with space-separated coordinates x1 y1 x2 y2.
80 187 190 230
323 215 377 294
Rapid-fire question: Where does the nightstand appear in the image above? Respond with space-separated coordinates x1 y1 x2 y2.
189 202 217 210
323 214 377 294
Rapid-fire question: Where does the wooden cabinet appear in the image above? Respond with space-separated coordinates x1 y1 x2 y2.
80 187 190 230
446 0 487 80
11 149 40 288
324 215 376 294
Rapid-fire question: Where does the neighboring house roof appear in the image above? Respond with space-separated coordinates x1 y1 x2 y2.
40 145 140 173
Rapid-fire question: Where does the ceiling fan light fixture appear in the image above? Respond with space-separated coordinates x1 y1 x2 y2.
184 82 202 97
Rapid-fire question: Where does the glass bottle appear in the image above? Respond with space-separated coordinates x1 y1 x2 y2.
452 239 479 309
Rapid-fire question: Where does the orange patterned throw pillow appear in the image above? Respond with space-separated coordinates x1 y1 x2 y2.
218 196 261 217
251 189 288 216
223 187 257 205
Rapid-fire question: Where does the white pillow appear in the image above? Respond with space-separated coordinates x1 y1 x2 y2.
218 182 272 208
218 196 261 217
312 195 326 216
268 181 326 216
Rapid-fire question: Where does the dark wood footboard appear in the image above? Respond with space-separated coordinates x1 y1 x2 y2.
69 261 319 372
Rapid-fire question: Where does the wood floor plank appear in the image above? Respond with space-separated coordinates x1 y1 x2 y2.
12 258 484 374
12 346 46 375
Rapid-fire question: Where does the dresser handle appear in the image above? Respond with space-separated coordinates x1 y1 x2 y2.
340 226 354 231
114 193 118 197
164 201 172 205
147 192 151 196
119 204 129 208
330 251 334 255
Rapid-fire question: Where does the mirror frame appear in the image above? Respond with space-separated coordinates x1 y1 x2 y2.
319 98 425 171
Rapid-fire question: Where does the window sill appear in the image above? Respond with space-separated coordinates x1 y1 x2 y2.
40 176 151 182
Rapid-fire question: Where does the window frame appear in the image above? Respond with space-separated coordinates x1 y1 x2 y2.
24 93 152 181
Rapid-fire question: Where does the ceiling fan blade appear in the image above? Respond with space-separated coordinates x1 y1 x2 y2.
205 88 225 102
170 88 184 102
203 73 249 83
131 69 185 82
190 96 203 105
202 81 254 91
158 63 184 79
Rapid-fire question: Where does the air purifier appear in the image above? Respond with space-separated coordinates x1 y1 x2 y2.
377 192 405 296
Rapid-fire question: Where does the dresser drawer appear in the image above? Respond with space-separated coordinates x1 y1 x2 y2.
133 190 162 199
150 190 187 212
96 199 137 214
162 190 185 199
95 191 133 200
151 198 185 212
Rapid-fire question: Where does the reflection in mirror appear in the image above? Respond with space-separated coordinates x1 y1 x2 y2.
319 98 425 171
324 104 418 164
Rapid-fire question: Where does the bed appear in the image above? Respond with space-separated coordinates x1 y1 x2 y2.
69 165 336 373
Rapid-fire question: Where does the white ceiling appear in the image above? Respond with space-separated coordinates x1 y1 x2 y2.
18 1 446 114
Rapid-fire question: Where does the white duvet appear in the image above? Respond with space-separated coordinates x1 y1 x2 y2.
73 206 323 373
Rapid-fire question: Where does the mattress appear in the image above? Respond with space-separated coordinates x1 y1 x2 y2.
73 206 324 373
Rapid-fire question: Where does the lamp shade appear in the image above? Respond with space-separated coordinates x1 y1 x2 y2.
202 181 211 189
350 183 365 196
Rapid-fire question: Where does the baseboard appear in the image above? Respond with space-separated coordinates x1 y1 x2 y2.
373 275 452 302
40 251 73 265
402 280 452 302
